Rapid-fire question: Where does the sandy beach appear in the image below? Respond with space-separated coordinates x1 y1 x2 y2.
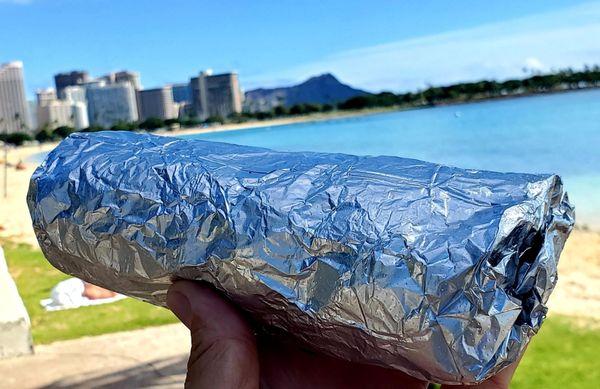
155 107 397 137
1 124 598 322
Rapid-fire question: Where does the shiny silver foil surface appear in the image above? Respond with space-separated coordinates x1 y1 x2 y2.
28 131 574 384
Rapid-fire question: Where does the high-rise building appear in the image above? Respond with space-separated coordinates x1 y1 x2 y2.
36 88 57 107
37 100 88 130
62 85 87 105
137 86 176 121
190 75 204 118
86 83 138 128
171 83 191 103
0 62 31 133
205 72 242 118
54 70 89 99
190 70 242 120
115 71 141 90
71 102 89 129
101 71 141 90
81 79 106 89
27 100 38 131
189 76 202 118
36 86 89 130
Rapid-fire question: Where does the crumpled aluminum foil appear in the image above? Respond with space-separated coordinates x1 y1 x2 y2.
27 131 574 384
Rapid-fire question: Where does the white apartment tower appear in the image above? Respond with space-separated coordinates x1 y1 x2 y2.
86 82 138 128
36 87 89 130
37 100 89 130
36 88 57 106
0 62 31 133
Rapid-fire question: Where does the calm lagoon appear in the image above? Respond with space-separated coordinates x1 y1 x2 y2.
186 89 600 229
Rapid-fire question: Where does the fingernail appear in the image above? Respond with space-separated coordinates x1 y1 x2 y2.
167 291 192 328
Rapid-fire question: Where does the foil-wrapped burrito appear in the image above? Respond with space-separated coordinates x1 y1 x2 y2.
28 131 574 384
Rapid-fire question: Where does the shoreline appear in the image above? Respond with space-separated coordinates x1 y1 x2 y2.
156 106 398 137
11 86 599 160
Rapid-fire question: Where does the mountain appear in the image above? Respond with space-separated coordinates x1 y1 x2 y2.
244 73 370 112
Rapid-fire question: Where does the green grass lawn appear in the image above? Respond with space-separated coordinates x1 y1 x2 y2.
3 240 599 387
2 240 177 344
512 316 600 388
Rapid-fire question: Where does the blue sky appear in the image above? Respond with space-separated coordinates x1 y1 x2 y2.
1 0 599 96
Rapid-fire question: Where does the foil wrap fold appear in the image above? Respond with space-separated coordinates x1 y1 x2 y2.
27 131 574 384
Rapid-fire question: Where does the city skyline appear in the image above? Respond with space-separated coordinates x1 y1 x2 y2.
2 57 599 134
0 61 245 133
1 1 599 95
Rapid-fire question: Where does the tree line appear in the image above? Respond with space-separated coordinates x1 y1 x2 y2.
2 66 599 146
0 116 222 146
338 66 600 110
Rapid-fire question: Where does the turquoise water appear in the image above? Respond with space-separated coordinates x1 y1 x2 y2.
185 90 600 229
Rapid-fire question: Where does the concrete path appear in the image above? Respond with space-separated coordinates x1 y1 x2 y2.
0 323 190 388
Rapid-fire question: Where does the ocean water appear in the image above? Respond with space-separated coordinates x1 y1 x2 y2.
185 89 600 229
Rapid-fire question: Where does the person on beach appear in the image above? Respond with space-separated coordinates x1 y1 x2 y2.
167 280 521 389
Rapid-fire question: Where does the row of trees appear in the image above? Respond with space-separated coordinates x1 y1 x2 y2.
228 103 335 123
339 66 600 110
2 66 599 146
0 116 228 146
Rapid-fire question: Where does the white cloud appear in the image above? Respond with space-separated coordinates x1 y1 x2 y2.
246 2 600 91
523 57 546 73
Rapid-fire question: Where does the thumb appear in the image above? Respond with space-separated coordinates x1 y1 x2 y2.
167 280 259 389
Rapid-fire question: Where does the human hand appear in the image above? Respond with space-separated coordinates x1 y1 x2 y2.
167 281 520 389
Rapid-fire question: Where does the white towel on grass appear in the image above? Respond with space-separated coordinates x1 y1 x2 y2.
40 278 126 311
